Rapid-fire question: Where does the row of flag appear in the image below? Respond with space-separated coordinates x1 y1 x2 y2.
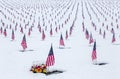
46 40 98 68
21 33 65 51
81 0 120 44
0 0 120 69
44 40 97 68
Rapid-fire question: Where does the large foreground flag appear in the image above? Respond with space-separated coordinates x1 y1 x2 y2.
46 44 55 67
21 34 27 50
92 41 97 64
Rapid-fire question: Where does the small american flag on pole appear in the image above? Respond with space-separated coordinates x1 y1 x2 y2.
4 28 7 37
55 27 57 33
46 44 55 67
42 30 45 40
21 34 27 50
50 28 53 36
92 41 97 64
65 30 68 40
112 33 116 43
11 29 15 40
85 29 89 40
89 33 94 44
60 34 65 46
0 27 2 34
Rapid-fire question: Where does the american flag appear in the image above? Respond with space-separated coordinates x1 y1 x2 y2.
85 29 89 39
4 28 7 37
92 41 97 61
20 27 23 33
60 34 65 46
82 22 85 32
111 28 114 34
106 25 108 30
0 27 3 34
42 30 45 40
99 28 101 35
65 30 68 40
39 26 41 33
11 29 15 40
46 45 55 67
69 26 73 36
117 24 119 29
112 33 116 43
55 27 57 33
21 34 27 50
103 31 106 39
89 33 94 44
50 28 53 36
28 28 31 36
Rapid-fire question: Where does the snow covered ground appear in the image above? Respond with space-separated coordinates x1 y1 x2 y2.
0 0 120 79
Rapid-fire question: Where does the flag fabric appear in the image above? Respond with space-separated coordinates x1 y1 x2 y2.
39 26 41 33
92 41 97 62
82 22 85 32
65 30 68 40
0 27 3 34
117 24 119 29
111 28 114 34
60 34 65 47
111 22 113 26
85 29 89 39
4 28 7 37
21 34 27 50
11 30 15 40
103 31 106 39
94 26 97 31
46 45 55 67
89 33 94 44
15 25 17 31
59 25 60 30
112 33 116 43
30 27 32 31
20 27 23 33
99 28 102 35
42 30 45 40
50 28 53 36
25 25 27 29
106 25 108 30
9 25 11 29
116 19 118 23
69 26 73 36
28 28 31 36
102 23 104 27
55 27 57 33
